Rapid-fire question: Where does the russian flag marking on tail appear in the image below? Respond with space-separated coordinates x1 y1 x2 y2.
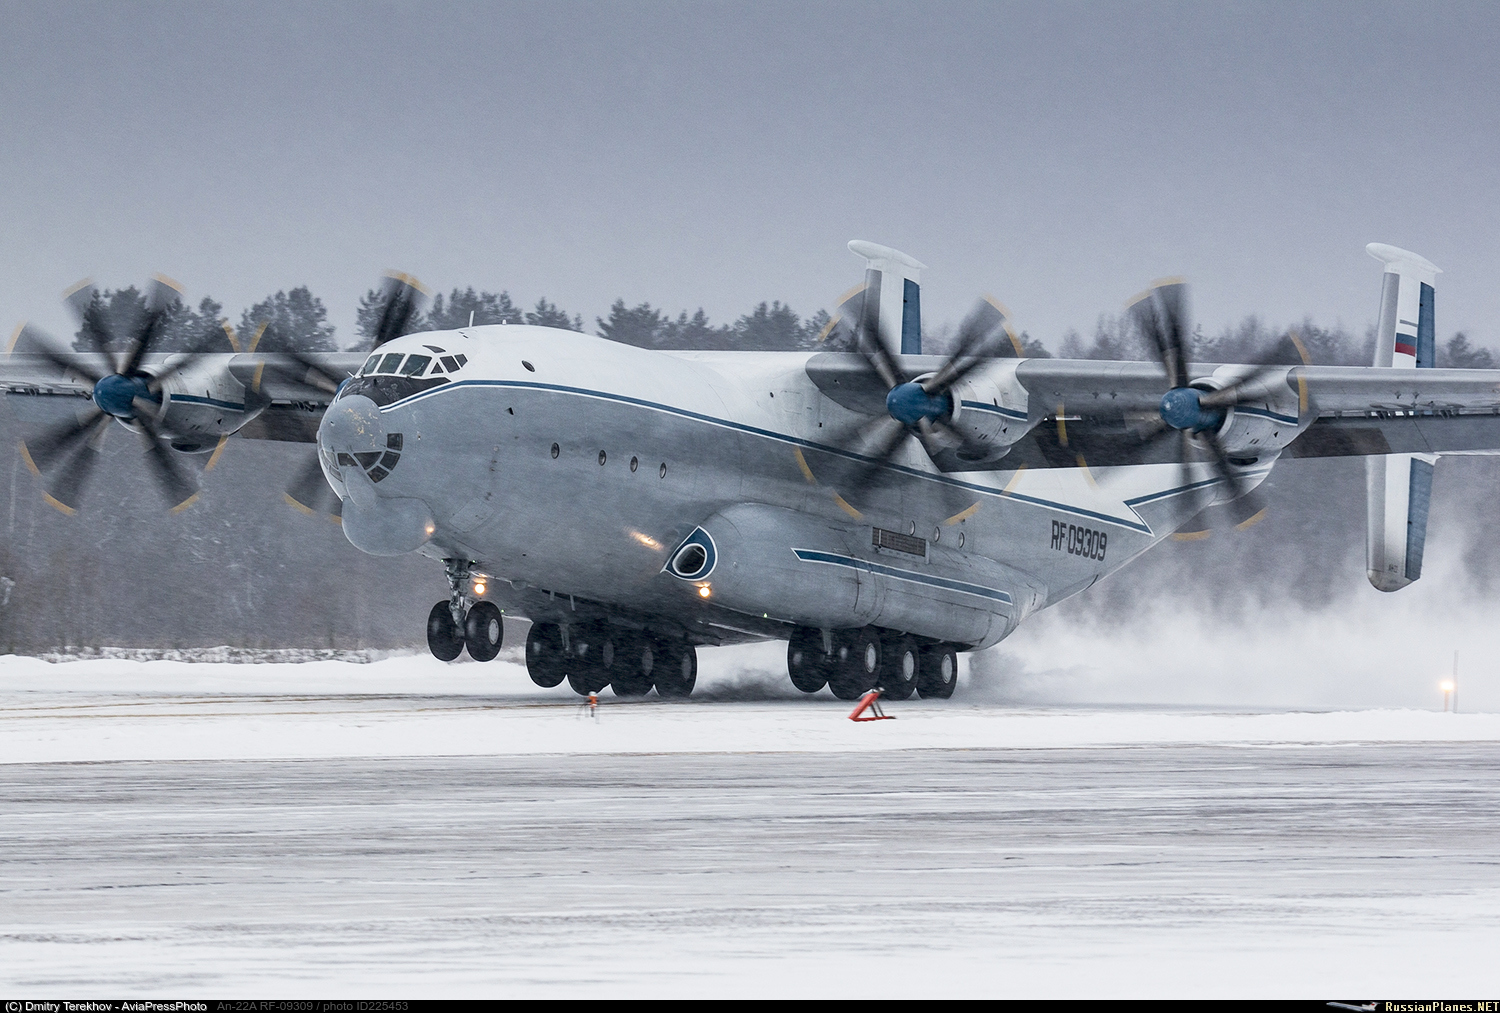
1363 244 1442 591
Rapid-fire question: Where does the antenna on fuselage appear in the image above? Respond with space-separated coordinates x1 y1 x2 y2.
468 311 475 327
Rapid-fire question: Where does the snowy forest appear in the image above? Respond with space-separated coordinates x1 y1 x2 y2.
1 279 1498 655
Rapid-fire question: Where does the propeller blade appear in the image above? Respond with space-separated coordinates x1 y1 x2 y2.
1154 281 1190 389
285 451 342 518
19 407 106 474
120 276 183 377
1129 281 1190 390
371 273 429 348
267 350 347 396
1197 330 1313 411
11 325 106 386
923 299 1007 395
851 297 901 392
842 416 912 497
63 280 117 365
135 414 199 511
41 417 111 514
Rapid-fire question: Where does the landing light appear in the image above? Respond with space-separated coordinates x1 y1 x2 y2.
473 581 487 596
697 584 712 599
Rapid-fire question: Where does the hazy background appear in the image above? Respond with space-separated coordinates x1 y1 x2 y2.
2 1 1498 710
3 1 1498 346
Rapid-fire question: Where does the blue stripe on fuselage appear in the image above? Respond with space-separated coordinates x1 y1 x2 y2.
378 378 1238 535
791 548 1013 604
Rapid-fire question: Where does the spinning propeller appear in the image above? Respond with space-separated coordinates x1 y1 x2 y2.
1113 279 1310 531
14 277 229 514
822 289 1017 505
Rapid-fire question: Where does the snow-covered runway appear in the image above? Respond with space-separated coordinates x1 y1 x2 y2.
1 651 1496 996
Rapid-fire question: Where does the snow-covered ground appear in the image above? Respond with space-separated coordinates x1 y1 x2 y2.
1 647 1497 997
3 646 1498 764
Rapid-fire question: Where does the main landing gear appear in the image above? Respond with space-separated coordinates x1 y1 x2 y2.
786 626 960 700
426 558 505 663
525 621 698 699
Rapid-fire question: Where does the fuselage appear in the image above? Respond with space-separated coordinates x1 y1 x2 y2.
313 325 1249 649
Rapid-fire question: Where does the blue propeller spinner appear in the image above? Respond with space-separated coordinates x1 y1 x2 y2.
92 372 155 419
1157 386 1225 433
884 382 951 426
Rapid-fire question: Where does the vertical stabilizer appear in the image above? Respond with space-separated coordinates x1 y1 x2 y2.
847 241 927 354
1364 243 1441 591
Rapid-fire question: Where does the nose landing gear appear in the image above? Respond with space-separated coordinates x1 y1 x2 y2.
426 558 506 662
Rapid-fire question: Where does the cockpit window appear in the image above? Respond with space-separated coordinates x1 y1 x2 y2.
439 353 468 372
378 352 404 374
360 354 382 376
399 355 431 377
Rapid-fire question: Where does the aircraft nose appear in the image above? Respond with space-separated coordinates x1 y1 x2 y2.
319 394 385 455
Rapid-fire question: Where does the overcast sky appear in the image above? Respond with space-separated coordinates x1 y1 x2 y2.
2 0 1497 351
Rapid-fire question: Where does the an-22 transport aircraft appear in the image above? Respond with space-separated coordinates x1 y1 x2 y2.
4 241 1499 700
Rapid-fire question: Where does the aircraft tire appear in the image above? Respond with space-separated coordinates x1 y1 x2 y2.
653 638 697 698
525 623 568 688
464 601 504 662
426 601 464 662
567 622 614 695
827 628 879 701
610 633 655 697
916 644 959 699
880 633 919 700
786 627 829 693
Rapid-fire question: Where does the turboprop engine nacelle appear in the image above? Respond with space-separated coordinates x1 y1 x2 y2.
942 358 1034 462
1198 365 1309 461
148 355 258 452
662 502 1045 649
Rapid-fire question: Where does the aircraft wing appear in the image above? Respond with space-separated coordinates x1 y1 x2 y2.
1017 361 1500 464
1011 360 1500 416
807 353 1500 467
0 352 112 394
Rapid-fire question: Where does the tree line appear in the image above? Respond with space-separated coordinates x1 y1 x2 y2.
63 282 1495 367
1055 312 1495 368
65 284 843 355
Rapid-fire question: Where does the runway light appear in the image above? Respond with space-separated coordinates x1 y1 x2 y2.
473 581 487 596
1440 680 1455 693
697 584 712 599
